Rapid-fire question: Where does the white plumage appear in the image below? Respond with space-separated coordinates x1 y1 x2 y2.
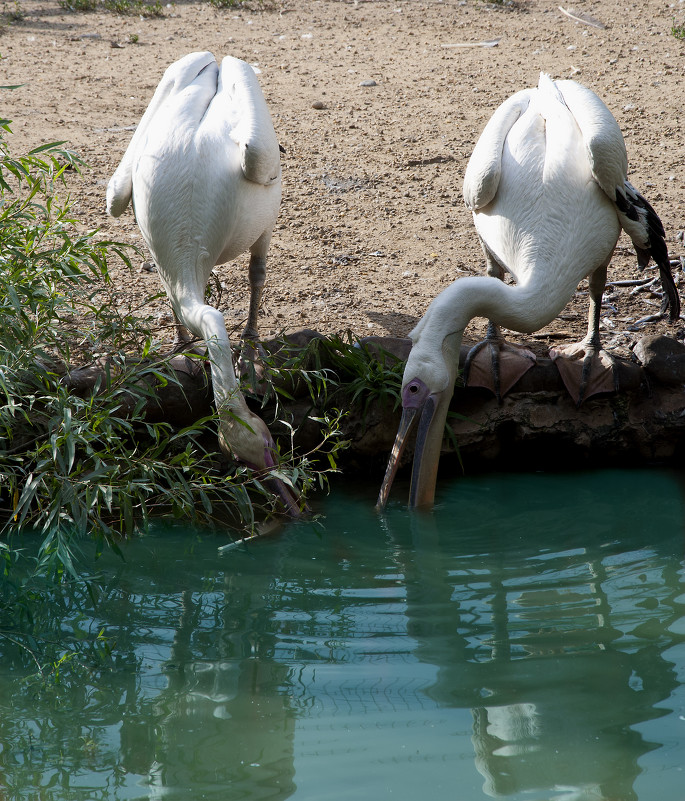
378 73 679 510
107 51 299 514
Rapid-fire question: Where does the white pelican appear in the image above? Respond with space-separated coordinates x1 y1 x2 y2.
107 51 301 515
377 73 680 510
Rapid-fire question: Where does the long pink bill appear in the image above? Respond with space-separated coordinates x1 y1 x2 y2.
262 444 308 518
376 406 419 511
266 474 307 518
407 395 440 509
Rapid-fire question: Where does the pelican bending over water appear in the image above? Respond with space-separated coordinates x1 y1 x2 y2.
107 51 300 515
377 73 680 511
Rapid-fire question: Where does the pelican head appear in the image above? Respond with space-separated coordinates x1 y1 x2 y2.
376 329 462 511
219 398 302 517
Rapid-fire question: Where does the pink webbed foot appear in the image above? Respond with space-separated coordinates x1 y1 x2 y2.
550 341 619 405
464 334 536 402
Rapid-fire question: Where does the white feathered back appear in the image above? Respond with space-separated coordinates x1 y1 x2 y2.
220 56 281 186
551 75 628 201
106 52 281 219
462 88 533 211
106 51 217 218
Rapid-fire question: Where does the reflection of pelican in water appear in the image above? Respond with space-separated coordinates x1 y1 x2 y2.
115 540 299 799
394 505 682 800
472 703 543 796
109 476 683 800
469 664 629 799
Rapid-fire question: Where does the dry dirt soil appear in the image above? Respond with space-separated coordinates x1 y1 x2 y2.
1 0 684 361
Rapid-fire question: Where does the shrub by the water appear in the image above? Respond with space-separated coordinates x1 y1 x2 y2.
0 117 347 679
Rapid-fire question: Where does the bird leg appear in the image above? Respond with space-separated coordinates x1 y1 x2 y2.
172 313 195 352
243 250 266 346
550 263 620 405
238 247 269 394
462 245 535 402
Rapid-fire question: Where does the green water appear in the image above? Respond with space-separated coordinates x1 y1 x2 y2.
1 469 685 801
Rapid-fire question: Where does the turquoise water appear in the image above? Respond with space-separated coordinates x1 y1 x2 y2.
1 469 684 800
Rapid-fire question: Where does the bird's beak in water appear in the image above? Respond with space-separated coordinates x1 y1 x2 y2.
376 378 448 511
376 405 418 511
262 445 307 518
265 473 304 518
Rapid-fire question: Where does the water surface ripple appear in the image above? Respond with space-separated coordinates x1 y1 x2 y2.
1 469 684 801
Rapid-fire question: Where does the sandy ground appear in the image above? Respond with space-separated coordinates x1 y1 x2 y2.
1 0 684 361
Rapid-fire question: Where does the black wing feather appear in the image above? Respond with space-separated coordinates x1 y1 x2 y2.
618 183 680 321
